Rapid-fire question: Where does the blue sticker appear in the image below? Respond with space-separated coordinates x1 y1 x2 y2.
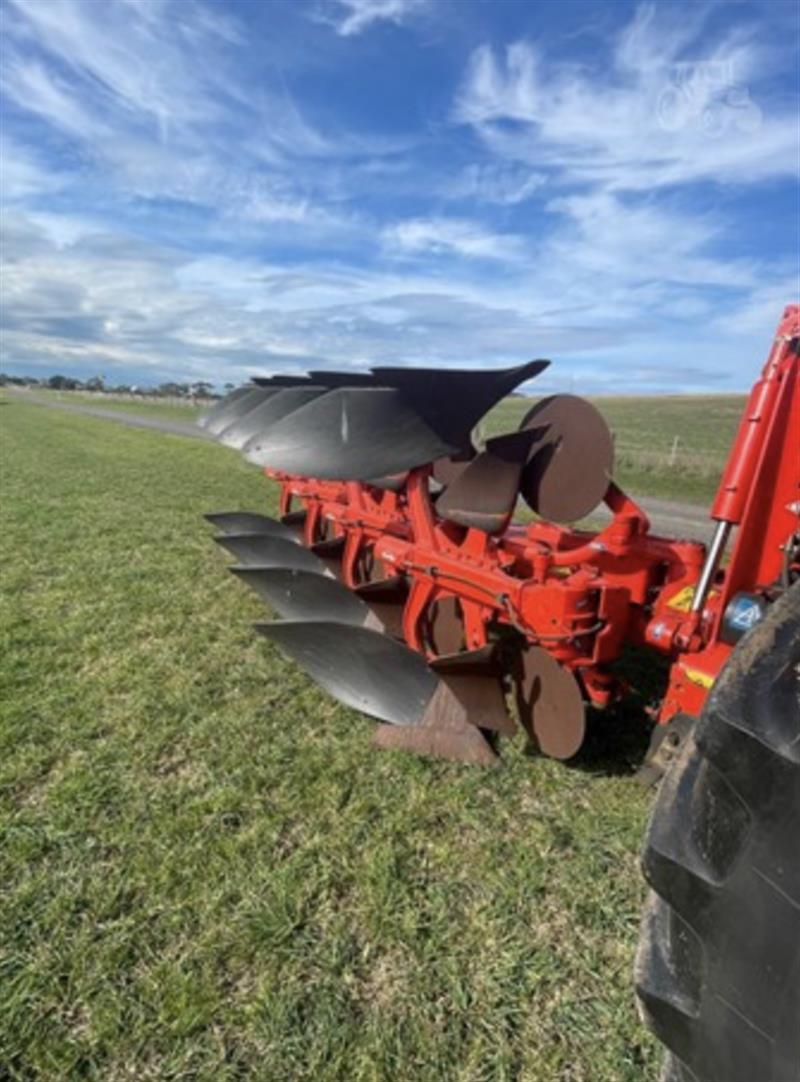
731 600 762 630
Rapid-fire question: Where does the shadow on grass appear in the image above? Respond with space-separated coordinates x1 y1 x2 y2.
565 646 671 778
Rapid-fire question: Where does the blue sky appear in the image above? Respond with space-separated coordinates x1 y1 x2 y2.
1 0 798 392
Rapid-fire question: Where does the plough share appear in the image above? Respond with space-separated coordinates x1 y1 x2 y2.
200 305 799 772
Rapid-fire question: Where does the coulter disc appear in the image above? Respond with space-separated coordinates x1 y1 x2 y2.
519 395 613 523
515 645 586 759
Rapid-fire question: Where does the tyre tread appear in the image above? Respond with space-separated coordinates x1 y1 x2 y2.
636 583 800 1082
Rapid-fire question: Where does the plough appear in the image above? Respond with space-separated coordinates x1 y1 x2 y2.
199 305 799 773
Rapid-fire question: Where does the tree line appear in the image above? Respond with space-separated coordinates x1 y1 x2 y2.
0 373 229 398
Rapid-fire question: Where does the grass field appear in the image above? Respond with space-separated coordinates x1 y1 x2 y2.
23 389 203 423
1 400 661 1081
22 387 746 505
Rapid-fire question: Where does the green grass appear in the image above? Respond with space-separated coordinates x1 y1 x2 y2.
21 389 203 423
0 401 661 1081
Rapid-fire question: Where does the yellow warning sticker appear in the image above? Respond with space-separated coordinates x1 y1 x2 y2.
683 667 715 690
667 585 718 612
667 585 695 612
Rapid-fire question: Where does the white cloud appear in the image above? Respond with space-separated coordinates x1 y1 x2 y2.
454 7 798 191
708 280 800 336
0 211 605 386
0 0 400 231
4 0 233 132
544 190 756 291
382 216 525 260
445 162 546 206
3 208 787 394
323 0 428 37
0 137 66 200
0 56 106 141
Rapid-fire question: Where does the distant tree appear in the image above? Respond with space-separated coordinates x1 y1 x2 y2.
85 375 105 392
190 380 214 399
47 374 81 390
156 381 190 397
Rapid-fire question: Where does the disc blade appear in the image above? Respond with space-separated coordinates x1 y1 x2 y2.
218 386 327 450
204 511 301 543
255 621 438 726
244 387 456 479
436 426 547 533
516 645 585 759
205 387 277 436
198 386 252 429
231 567 371 625
519 395 614 523
214 533 333 575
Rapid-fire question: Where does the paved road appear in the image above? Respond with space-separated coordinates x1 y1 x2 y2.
10 392 714 541
636 496 714 542
11 392 211 441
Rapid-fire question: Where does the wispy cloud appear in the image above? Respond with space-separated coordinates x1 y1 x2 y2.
0 136 66 200
454 5 798 191
444 162 546 206
4 202 785 394
544 191 757 291
1 55 106 141
321 0 429 37
3 0 237 133
382 217 525 260
0 0 399 232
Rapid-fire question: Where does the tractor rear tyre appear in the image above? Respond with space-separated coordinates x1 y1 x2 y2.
635 581 800 1082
